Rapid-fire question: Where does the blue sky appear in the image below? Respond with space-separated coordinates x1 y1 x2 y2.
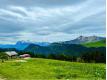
0 0 106 44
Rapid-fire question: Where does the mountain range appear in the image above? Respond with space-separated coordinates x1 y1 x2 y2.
0 41 50 50
0 36 105 51
22 36 105 57
24 43 105 56
61 36 105 44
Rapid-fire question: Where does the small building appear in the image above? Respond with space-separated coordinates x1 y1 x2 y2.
19 54 31 58
5 51 18 59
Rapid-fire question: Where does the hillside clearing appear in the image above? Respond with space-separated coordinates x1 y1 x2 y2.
82 40 106 47
0 58 105 80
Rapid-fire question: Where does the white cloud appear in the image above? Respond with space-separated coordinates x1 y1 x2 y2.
0 0 105 43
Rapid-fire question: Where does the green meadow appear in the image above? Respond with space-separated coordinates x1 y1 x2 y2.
0 58 106 80
82 40 106 47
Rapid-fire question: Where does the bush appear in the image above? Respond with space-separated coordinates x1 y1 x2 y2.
0 52 8 62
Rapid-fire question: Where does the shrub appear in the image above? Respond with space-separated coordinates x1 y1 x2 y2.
0 52 8 62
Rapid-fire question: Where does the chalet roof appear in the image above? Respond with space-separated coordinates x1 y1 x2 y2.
20 54 30 57
6 51 18 56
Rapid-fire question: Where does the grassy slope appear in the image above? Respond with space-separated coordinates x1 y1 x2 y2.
0 58 105 80
82 40 106 47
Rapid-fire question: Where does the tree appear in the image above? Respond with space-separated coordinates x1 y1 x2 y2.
47 54 56 59
0 52 8 62
81 50 106 63
56 53 67 60
35 54 46 58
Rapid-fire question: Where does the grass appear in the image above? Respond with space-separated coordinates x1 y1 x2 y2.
0 58 106 80
82 40 106 47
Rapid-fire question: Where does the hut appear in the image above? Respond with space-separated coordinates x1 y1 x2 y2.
5 51 18 59
19 54 31 58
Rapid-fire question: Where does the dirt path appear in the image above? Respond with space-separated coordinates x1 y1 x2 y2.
7 59 27 63
0 78 5 80
0 77 6 80
0 75 6 80
15 60 27 62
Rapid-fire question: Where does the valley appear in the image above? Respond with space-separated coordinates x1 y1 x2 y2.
0 36 106 80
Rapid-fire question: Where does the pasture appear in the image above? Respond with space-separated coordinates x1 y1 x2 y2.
0 58 105 80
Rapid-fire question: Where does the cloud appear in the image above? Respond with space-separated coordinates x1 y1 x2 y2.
0 0 105 43
0 0 86 8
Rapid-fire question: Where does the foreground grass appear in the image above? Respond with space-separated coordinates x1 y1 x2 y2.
0 58 106 80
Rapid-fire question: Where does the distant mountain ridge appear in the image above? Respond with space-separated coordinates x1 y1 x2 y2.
62 36 105 44
23 36 106 56
24 42 106 56
0 36 105 51
0 41 50 50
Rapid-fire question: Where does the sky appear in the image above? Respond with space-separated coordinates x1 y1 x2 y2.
0 0 106 44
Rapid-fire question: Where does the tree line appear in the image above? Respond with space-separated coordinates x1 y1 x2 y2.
0 47 105 63
18 49 106 63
